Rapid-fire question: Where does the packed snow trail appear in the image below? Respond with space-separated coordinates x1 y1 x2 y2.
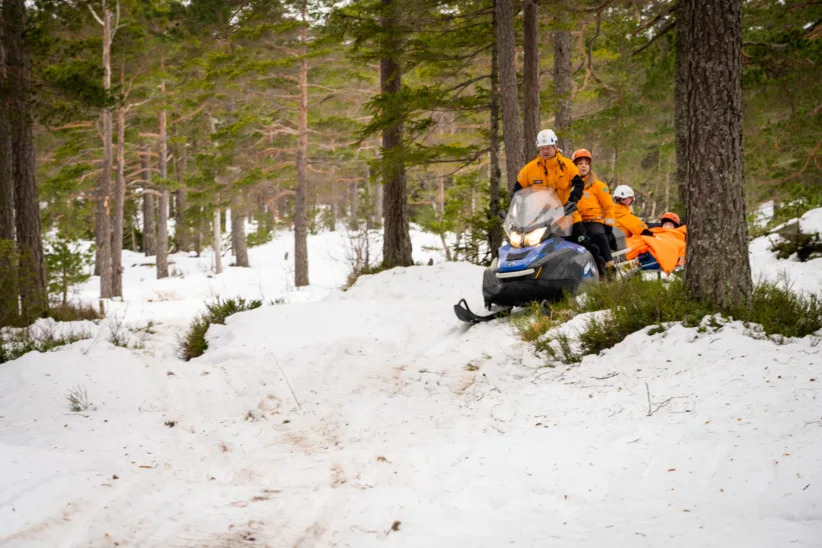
1 225 822 547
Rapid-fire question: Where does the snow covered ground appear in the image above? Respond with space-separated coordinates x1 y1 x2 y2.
1 219 821 547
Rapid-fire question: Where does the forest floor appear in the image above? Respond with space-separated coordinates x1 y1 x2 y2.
1 219 821 547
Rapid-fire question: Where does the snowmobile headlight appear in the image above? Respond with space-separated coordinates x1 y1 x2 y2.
509 231 523 247
524 227 547 247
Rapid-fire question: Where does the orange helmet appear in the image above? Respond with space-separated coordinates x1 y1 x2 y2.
571 149 592 163
660 212 681 226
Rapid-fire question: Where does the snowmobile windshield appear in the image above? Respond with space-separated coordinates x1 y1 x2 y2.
504 187 573 245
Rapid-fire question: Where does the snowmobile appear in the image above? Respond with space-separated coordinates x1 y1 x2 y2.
455 187 599 323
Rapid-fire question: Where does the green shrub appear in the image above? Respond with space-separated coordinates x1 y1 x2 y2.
769 225 822 262
515 275 822 365
0 324 92 364
48 302 104 322
179 297 263 361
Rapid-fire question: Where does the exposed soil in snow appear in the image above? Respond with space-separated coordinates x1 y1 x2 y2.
1 223 821 547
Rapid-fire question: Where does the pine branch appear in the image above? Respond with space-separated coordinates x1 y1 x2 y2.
631 21 675 57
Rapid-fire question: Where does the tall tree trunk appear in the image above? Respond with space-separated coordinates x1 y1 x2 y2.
375 180 383 226
231 200 249 267
213 207 222 274
348 181 359 230
95 0 113 298
5 0 46 319
193 206 202 256
156 73 169 279
553 22 573 154
380 0 413 268
364 163 375 230
489 15 503 258
522 0 540 156
495 0 525 194
684 0 751 309
141 146 156 256
0 23 18 326
294 2 310 286
174 148 189 252
112 67 126 297
0 31 13 243
674 0 691 208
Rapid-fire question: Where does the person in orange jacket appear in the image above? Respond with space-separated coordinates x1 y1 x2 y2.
571 149 615 267
513 129 606 273
612 185 653 238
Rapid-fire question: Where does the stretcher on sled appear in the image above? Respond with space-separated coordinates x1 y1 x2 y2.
610 226 687 278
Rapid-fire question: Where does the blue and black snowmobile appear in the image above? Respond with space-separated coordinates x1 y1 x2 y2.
455 187 599 323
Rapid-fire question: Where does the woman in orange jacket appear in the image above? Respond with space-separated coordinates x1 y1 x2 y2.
571 149 615 267
612 185 653 238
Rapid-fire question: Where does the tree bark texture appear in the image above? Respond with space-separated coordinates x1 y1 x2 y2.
5 0 46 319
156 73 169 279
495 0 525 194
683 0 752 309
294 3 310 286
213 207 222 274
141 146 156 256
522 0 540 157
489 19 503 258
674 0 691 209
0 30 13 242
112 98 126 297
174 147 189 252
380 0 413 267
231 203 249 267
348 181 359 230
95 0 113 298
553 25 573 154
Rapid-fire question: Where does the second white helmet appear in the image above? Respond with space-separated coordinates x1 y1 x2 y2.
613 185 635 200
536 129 558 148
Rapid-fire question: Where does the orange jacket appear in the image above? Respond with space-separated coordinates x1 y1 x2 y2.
614 202 648 237
516 153 582 223
577 172 615 226
625 226 688 274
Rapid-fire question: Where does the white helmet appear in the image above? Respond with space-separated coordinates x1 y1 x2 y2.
535 129 558 148
613 185 635 200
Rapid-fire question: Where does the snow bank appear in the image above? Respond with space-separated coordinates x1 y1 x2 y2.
750 206 822 293
3 255 821 546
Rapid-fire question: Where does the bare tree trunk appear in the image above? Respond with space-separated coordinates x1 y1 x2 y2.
674 0 691 208
684 0 751 308
380 0 413 267
375 180 384 226
0 83 13 243
364 163 374 230
489 12 503 258
95 0 113 298
193 206 202 256
174 149 189 252
554 20 573 154
112 65 126 297
156 71 169 279
140 146 156 256
294 2 310 286
348 181 359 230
231 201 249 267
213 207 222 274
522 0 540 156
495 0 525 194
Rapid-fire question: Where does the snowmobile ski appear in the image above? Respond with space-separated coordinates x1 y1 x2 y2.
454 299 509 324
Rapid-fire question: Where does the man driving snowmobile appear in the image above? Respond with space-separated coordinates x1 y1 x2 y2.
513 129 606 273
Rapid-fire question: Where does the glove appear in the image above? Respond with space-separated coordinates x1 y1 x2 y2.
563 202 578 216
